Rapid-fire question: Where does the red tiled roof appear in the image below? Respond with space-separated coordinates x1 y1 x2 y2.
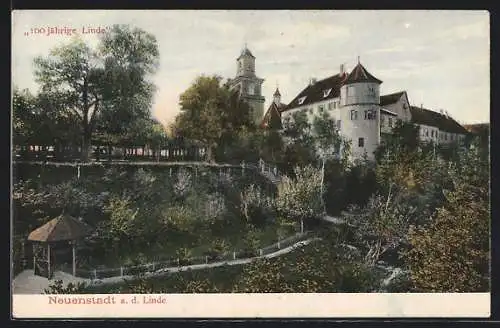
380 91 406 106
261 102 285 129
284 73 347 111
343 63 382 85
409 106 469 134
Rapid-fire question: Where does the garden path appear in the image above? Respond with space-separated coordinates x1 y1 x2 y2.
12 237 320 294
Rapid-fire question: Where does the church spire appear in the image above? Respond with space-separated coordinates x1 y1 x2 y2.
273 84 281 105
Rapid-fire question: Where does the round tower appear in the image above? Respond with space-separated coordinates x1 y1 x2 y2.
339 59 383 161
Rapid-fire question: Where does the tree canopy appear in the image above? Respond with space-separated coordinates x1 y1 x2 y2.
31 24 160 160
173 75 255 162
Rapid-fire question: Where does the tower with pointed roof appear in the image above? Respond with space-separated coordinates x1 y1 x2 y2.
228 45 265 125
273 87 281 105
339 59 383 160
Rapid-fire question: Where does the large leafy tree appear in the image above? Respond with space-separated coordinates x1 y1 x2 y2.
13 88 81 150
404 142 490 292
174 75 254 162
274 165 323 234
33 25 159 161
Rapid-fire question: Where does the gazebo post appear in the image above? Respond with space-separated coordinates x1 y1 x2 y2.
72 240 77 277
47 243 51 279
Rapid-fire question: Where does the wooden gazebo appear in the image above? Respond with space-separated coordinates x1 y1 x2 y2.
27 214 92 278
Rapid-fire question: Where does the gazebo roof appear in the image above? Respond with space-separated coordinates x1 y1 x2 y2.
28 214 92 243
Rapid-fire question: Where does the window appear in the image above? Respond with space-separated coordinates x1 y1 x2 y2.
431 130 434 138
298 96 307 105
358 137 364 148
365 109 376 120
388 117 393 127
248 83 255 95
350 110 358 120
337 120 341 129
380 116 385 127
308 108 313 114
334 101 337 109
323 89 332 98
318 105 325 113
426 130 429 137
367 86 376 97
328 102 334 110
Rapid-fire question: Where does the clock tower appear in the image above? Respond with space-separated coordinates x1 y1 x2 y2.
228 45 265 125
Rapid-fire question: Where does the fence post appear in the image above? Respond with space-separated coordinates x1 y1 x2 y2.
205 256 208 264
259 249 263 257
233 251 236 260
152 262 155 272
278 239 281 249
120 267 123 277
177 258 180 266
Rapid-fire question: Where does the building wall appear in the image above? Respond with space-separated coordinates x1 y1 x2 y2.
380 113 397 134
383 95 412 122
281 97 342 129
340 82 380 106
340 104 381 160
340 81 381 160
418 124 440 144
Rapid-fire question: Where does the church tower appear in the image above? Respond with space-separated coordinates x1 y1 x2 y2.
228 45 265 125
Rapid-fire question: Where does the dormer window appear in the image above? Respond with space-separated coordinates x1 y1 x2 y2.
323 89 332 98
298 96 307 105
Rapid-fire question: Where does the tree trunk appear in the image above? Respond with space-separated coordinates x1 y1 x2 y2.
206 146 214 163
108 145 112 161
80 134 92 162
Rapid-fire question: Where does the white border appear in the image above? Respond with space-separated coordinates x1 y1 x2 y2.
12 293 490 318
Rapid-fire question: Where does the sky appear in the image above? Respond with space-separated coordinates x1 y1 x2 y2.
12 10 490 126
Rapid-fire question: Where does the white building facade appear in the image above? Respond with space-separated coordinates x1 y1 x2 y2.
279 62 469 161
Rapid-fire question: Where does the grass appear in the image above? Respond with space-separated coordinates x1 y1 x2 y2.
78 221 298 271
84 239 323 294
84 264 245 294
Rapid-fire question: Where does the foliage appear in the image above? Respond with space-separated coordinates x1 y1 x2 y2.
176 247 193 266
240 184 274 227
32 25 159 160
174 75 254 161
173 168 192 199
241 227 261 257
275 165 323 233
344 187 417 266
404 143 490 292
375 120 420 161
43 280 87 294
233 240 380 293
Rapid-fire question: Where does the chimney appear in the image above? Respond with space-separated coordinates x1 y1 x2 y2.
444 110 449 118
340 64 345 75
420 103 423 110
439 109 444 115
309 78 317 85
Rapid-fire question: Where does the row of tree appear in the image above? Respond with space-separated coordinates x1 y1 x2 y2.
13 25 168 161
